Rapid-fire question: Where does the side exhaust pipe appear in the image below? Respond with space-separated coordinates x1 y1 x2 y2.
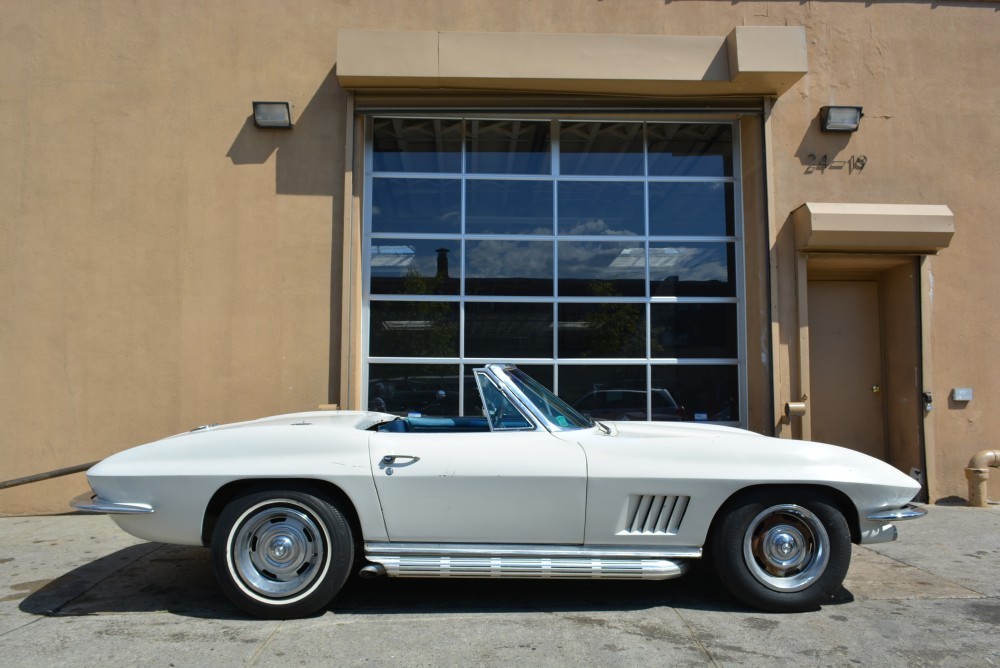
359 564 387 579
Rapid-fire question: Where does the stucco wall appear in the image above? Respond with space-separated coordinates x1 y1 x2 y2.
763 2 1000 501
2 0 998 513
1 2 348 513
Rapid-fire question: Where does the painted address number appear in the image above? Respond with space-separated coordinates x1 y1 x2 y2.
805 154 867 174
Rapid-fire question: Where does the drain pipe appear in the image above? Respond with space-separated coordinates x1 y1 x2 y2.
965 450 1000 507
0 461 98 491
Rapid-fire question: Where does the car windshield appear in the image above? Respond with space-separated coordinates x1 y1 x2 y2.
501 366 594 430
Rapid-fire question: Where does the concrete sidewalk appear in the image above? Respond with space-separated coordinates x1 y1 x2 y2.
0 504 998 667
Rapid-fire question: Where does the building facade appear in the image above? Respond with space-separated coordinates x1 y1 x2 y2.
2 1 998 514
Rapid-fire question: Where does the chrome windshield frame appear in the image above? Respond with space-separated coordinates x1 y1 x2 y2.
485 363 595 433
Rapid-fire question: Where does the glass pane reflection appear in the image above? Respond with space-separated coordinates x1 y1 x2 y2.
372 118 462 173
467 120 551 174
466 302 553 358
559 303 645 358
558 241 645 297
649 242 736 297
647 123 733 177
368 363 460 415
466 180 553 235
369 301 459 358
369 240 460 295
649 182 734 237
371 178 461 234
558 181 644 236
515 365 554 390
560 122 644 175
466 240 554 296
559 365 650 421
651 304 738 358
651 365 739 422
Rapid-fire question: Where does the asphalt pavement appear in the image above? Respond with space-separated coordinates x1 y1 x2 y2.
1 503 998 667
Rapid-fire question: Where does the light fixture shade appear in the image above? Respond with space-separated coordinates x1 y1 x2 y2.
252 101 292 128
820 106 863 132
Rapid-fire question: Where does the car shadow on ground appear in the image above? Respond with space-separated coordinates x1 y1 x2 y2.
20 543 853 620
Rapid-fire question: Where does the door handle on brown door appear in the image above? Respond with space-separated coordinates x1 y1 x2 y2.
871 385 881 394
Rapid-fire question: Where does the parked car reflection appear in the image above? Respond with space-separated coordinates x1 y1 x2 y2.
573 388 686 422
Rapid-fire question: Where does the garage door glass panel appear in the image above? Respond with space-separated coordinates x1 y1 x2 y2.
560 365 649 421
560 121 644 176
369 301 459 358
466 120 551 175
371 178 461 234
372 118 463 173
466 180 553 235
369 240 461 295
465 302 553 358
558 303 646 358
651 303 738 359
466 240 554 296
368 363 460 415
647 123 733 178
558 241 646 297
649 182 735 237
652 365 739 422
649 242 736 297
558 181 644 236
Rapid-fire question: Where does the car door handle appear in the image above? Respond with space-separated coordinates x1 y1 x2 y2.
382 454 420 465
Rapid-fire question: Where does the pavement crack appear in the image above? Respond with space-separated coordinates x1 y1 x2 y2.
672 608 720 668
0 613 46 639
246 620 285 665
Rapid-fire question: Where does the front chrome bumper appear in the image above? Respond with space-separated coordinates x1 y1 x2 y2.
866 504 927 522
70 492 154 515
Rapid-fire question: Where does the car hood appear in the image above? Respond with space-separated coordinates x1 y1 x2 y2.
567 419 921 500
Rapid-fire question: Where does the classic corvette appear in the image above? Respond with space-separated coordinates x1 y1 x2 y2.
72 364 925 619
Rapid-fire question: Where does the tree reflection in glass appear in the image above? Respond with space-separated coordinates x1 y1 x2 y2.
559 297 645 359
369 301 458 358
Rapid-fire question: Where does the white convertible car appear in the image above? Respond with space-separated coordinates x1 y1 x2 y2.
72 364 925 619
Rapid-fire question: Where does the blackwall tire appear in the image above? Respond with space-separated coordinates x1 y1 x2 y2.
708 488 851 612
211 487 354 619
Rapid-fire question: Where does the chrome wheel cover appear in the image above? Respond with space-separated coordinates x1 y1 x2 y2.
229 502 327 599
742 503 829 593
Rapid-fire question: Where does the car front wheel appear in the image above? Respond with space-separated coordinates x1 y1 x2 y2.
708 488 851 612
211 487 354 619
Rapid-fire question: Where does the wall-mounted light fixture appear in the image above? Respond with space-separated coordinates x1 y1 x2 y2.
252 101 293 129
820 106 863 133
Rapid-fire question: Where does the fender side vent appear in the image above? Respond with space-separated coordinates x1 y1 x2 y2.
623 494 690 535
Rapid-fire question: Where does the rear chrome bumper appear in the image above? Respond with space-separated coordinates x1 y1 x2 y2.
70 492 154 515
866 504 927 522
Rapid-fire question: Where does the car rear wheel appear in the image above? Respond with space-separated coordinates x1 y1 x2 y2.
211 487 354 619
708 488 851 612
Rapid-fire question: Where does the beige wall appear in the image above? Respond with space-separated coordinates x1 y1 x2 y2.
1 2 348 513
2 1 998 513
763 3 1000 501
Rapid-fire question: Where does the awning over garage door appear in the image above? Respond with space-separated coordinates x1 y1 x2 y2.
336 27 808 97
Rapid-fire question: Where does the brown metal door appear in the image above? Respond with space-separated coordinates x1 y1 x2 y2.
808 280 887 460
